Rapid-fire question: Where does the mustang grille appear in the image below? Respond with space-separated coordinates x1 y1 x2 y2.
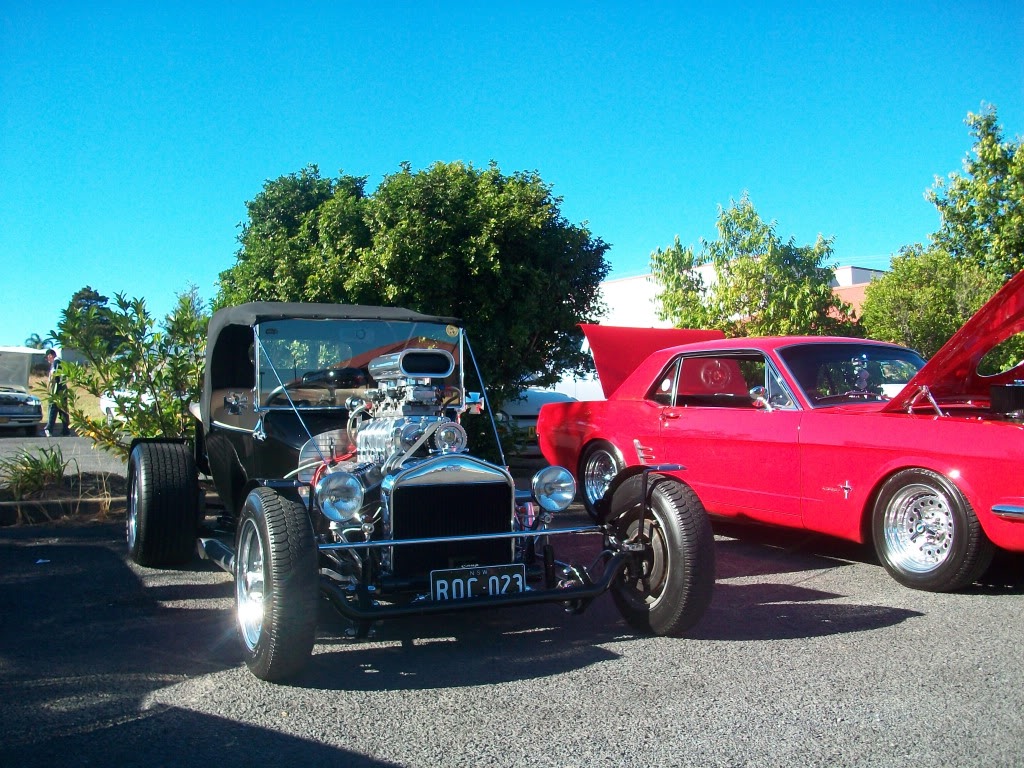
390 480 513 578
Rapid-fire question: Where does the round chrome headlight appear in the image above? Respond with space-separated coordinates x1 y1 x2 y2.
315 469 364 524
532 465 576 512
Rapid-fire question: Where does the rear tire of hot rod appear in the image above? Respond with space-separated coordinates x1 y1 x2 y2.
607 475 715 636
580 440 624 518
872 468 994 592
235 488 318 682
126 441 200 567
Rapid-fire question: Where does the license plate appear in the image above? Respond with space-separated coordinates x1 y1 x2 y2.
430 563 526 601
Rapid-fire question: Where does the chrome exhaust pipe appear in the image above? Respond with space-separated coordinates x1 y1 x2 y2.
197 537 235 575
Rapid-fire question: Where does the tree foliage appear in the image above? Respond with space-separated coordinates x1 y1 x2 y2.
217 167 369 305
217 161 609 403
859 245 999 357
51 288 208 458
862 106 1022 364
928 106 1024 279
61 286 123 354
652 195 858 337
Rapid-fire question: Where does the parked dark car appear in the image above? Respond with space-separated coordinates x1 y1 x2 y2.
124 302 715 681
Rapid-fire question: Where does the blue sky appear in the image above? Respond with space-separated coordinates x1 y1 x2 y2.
1 2 1022 345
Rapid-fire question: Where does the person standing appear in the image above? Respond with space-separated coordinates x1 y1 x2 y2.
44 348 70 437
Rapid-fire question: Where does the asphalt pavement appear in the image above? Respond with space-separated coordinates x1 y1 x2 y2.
1 437 1023 767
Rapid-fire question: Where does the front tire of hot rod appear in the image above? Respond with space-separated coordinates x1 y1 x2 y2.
126 441 200 567
235 488 318 682
606 475 715 636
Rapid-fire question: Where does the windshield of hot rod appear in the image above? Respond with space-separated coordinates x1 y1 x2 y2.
255 318 465 411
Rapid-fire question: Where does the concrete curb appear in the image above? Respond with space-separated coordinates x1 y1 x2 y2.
0 496 127 527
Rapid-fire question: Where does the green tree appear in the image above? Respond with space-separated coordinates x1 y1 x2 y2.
862 106 1022 365
23 333 45 349
51 287 208 458
217 161 609 404
58 286 124 355
928 105 1023 279
216 165 369 307
652 195 858 336
860 245 998 357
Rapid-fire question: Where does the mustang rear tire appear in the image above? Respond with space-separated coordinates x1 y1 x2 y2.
235 488 318 682
872 468 994 592
607 475 715 636
126 441 200 567
580 440 624 518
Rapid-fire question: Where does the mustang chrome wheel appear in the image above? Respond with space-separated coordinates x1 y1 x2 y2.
236 517 266 652
581 442 622 514
872 468 994 592
881 483 954 573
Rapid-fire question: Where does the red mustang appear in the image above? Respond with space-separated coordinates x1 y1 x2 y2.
539 271 1024 592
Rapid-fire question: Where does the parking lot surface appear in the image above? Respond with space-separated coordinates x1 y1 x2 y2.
1 438 1022 766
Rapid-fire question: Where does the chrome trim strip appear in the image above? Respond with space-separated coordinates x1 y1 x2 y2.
210 420 254 434
992 504 1024 520
318 524 603 551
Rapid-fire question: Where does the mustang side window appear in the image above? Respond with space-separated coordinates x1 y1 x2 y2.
674 355 754 407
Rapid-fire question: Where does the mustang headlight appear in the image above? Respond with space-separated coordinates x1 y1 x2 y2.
316 470 364 524
532 465 576 512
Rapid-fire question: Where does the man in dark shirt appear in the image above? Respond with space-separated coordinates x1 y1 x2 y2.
44 349 70 437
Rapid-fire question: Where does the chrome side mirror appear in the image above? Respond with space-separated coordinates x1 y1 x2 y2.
749 386 773 412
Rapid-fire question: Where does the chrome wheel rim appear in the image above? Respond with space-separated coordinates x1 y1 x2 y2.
584 449 617 506
236 518 266 651
126 473 139 550
883 483 954 573
619 514 669 609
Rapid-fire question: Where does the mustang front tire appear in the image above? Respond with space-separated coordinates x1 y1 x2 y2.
235 488 318 682
126 441 200 567
872 468 994 592
607 475 715 636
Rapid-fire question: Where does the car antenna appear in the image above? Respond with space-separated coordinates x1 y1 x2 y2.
464 332 506 467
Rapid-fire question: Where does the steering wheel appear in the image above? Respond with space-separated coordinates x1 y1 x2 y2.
265 384 294 406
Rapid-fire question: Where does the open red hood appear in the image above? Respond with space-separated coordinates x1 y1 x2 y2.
883 269 1024 412
581 324 725 397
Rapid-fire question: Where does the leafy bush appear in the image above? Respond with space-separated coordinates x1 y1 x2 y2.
0 444 74 500
51 287 208 458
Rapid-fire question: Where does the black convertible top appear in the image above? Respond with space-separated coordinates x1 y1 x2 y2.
201 302 464 428
208 302 462 339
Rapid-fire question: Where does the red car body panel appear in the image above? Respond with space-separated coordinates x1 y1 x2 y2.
538 273 1024 554
580 324 725 397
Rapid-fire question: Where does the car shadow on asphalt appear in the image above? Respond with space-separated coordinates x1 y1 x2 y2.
297 595 629 692
712 519 1024 594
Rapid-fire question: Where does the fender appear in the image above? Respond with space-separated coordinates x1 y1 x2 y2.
594 463 687 524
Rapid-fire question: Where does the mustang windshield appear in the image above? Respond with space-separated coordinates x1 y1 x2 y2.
255 318 463 409
778 343 925 407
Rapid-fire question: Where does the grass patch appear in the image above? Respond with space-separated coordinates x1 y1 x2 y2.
0 444 75 501
0 445 127 525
